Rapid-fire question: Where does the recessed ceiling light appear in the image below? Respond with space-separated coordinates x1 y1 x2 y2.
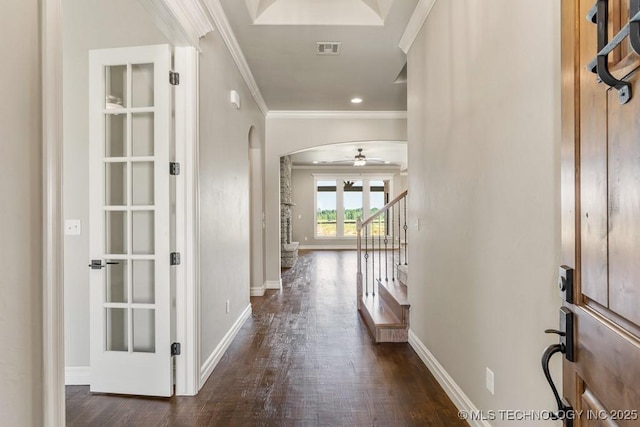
351 97 363 104
312 161 319 164
384 161 391 164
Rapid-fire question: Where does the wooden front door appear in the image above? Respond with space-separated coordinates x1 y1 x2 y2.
561 0 640 425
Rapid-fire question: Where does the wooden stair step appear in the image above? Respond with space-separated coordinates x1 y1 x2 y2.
378 279 409 306
358 295 409 343
377 279 409 324
359 295 404 328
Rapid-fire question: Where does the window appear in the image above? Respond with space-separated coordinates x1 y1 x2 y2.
314 175 392 238
370 180 386 236
343 180 363 236
316 180 337 236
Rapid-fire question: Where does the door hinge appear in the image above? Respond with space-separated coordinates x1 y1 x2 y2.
171 342 181 356
170 162 180 175
169 71 180 86
170 252 181 265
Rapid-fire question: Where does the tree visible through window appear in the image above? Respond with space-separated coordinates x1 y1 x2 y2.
370 180 386 236
343 180 363 236
315 176 389 238
316 180 336 236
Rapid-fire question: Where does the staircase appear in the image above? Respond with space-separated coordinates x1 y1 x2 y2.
357 190 409 343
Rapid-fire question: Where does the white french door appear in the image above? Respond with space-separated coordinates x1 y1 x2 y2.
89 44 172 397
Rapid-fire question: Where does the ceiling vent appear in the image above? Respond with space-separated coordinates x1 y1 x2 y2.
316 42 341 55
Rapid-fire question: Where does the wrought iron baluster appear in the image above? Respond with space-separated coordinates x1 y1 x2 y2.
391 205 395 281
398 199 402 266
364 226 369 296
371 224 376 296
378 215 382 284
403 196 408 265
384 212 388 281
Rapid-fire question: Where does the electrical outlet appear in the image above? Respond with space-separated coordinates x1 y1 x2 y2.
486 368 494 395
304 236 308 241
226 300 230 313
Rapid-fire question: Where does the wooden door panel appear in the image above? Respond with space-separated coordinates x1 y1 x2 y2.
579 0 610 306
581 388 618 427
608 69 640 327
575 308 640 416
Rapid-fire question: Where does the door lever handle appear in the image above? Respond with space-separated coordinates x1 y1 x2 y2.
545 329 566 337
88 260 120 269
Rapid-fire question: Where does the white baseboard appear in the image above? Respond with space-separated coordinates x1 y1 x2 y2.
250 285 266 296
298 245 357 250
265 279 282 290
200 304 252 388
408 330 491 427
65 366 90 385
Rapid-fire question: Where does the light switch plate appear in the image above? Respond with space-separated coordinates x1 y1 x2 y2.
65 219 81 236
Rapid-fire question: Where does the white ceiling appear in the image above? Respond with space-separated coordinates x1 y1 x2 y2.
218 0 418 111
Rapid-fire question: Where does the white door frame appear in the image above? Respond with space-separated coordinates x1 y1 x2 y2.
42 0 65 424
173 46 201 396
42 1 204 423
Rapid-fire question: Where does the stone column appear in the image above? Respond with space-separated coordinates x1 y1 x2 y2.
280 156 298 268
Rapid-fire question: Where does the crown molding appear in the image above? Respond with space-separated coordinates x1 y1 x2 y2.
293 165 402 171
203 0 269 116
138 0 214 49
267 111 408 120
399 0 438 54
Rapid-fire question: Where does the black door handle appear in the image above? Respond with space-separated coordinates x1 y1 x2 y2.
541 343 573 425
88 260 120 269
541 307 575 425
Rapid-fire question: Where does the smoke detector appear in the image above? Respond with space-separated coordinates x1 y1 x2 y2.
316 42 341 55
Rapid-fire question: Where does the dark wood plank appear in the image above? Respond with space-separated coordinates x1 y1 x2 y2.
67 250 465 426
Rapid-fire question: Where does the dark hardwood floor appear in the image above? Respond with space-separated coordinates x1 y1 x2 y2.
66 250 465 426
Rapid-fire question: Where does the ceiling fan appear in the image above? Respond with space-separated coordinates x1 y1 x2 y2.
330 148 385 166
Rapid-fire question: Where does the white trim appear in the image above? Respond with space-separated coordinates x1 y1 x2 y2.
265 280 282 290
42 0 65 424
399 0 438 54
203 0 269 116
267 110 408 120
174 46 201 396
408 330 491 427
250 285 266 297
65 367 91 386
199 304 252 387
138 0 214 49
299 245 357 250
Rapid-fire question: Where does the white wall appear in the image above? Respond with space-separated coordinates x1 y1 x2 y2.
265 116 406 284
198 31 265 364
406 1 561 425
63 0 171 368
0 0 43 424
291 167 403 248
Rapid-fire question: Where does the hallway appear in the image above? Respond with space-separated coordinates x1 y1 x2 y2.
66 250 464 426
